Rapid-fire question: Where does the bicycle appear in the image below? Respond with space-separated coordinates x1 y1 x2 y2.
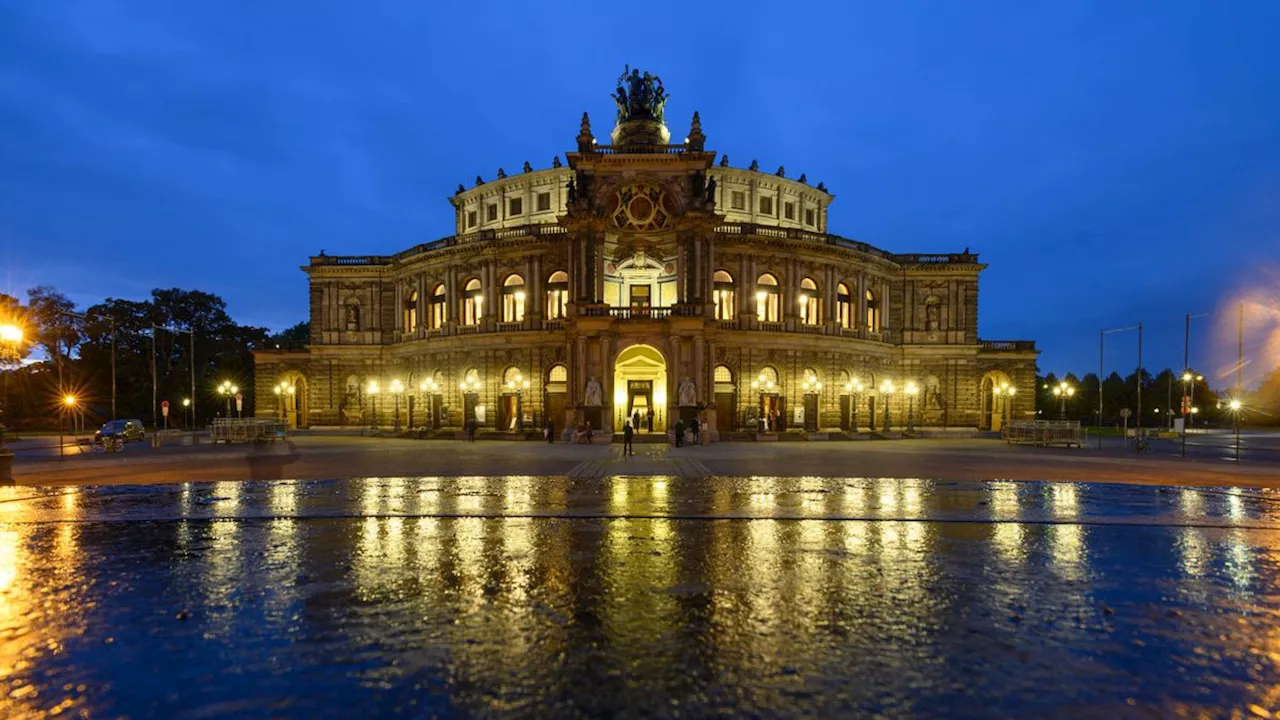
1132 436 1153 453
91 435 125 454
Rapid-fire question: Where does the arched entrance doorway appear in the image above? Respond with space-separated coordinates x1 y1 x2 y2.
980 370 1014 431
614 344 667 433
278 371 308 429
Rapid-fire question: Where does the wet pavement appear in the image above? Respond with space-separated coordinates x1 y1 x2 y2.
2 476 1280 718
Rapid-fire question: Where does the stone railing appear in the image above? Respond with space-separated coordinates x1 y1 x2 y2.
608 307 671 320
895 253 980 265
588 144 689 155
980 340 1037 352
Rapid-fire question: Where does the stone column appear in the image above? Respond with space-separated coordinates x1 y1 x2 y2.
823 265 835 328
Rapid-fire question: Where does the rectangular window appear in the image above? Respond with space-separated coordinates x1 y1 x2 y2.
467 210 477 228
805 209 816 227
486 204 498 222
784 202 795 220
759 196 774 216
536 192 551 211
509 197 523 216
730 191 745 210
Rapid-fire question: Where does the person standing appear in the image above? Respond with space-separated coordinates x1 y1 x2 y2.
632 410 641 434
467 418 477 442
673 419 683 447
545 418 554 444
623 420 634 457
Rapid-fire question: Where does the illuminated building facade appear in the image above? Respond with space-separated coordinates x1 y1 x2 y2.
254 71 1037 438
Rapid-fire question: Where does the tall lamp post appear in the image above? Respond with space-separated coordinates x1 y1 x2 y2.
1229 398 1243 462
182 398 191 429
880 380 895 433
843 378 864 432
994 383 1017 430
1179 371 1203 457
217 381 238 417
61 310 117 420
904 381 918 434
367 380 381 432
390 379 405 433
1052 381 1074 419
419 378 439 430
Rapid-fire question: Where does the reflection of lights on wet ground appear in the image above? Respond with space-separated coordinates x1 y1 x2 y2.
1227 491 1245 521
504 477 532 513
1049 525 1086 583
879 485 898 512
903 484 922 514
455 517 485 598
992 523 1025 564
269 482 298 516
0 528 18 594
1179 489 1204 517
844 521 868 551
750 492 775 508
212 481 240 515
1177 528 1208 578
1226 529 1254 590
611 479 628 511
843 486 866 513
990 482 1019 521
1051 484 1078 519
652 478 669 504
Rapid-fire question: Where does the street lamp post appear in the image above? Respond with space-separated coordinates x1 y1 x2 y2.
182 398 191 429
419 378 439 430
880 380 895 433
367 380 380 432
994 383 1017 430
218 381 238 418
1179 371 1203 457
390 379 405 433
843 379 865 432
1229 398 1242 462
905 381 918 434
1052 381 1075 420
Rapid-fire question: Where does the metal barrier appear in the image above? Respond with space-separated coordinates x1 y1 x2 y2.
209 419 288 444
1003 420 1084 448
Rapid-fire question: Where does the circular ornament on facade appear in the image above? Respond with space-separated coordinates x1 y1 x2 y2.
610 182 674 232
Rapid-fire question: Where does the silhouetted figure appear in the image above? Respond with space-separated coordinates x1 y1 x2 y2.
623 421 634 457
674 419 684 447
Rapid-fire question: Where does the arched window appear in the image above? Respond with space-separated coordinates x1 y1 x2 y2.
404 290 418 333
547 364 568 383
460 367 481 392
463 278 483 325
866 289 881 333
756 273 780 322
713 365 734 384
546 271 568 320
502 273 525 323
429 284 446 329
799 277 819 325
502 366 527 391
751 366 779 391
713 270 735 321
836 283 852 329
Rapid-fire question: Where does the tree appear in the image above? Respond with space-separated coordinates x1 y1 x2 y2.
26 286 79 386
267 321 309 349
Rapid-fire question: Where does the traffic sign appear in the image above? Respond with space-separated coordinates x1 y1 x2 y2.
1119 408 1132 419
235 392 244 413
161 400 170 417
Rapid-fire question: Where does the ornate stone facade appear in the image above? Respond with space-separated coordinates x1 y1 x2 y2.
254 73 1037 438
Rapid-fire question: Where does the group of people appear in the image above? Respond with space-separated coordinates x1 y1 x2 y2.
672 418 700 447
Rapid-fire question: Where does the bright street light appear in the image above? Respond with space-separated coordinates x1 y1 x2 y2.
0 323 22 344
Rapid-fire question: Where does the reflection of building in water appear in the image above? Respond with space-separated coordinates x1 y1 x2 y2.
254 70 1037 438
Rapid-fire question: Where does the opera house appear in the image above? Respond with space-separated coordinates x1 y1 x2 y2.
254 69 1037 440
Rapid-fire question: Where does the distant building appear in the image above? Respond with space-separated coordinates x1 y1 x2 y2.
255 71 1036 437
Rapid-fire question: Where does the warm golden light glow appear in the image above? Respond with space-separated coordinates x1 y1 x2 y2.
367 380 380 395
880 380 894 394
63 394 77 407
0 323 21 344
389 379 404 394
905 381 918 396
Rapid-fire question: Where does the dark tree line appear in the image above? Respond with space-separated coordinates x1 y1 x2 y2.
1034 368 1227 427
0 286 307 431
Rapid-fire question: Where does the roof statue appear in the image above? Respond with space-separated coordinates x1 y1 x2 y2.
612 65 669 125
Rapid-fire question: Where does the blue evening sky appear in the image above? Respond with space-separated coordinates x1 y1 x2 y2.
2 2 1278 384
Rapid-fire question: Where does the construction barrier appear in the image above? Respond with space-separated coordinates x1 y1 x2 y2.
209 418 288 444
1003 420 1084 448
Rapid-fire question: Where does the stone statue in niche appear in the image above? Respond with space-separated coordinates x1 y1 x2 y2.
925 375 944 410
585 377 603 407
925 301 941 332
345 302 360 331
678 377 697 407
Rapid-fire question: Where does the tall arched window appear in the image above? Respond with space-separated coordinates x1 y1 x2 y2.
836 283 852 328
799 277 819 325
546 271 568 319
713 270 735 320
502 273 525 323
429 284 446 329
866 289 881 333
547 364 568 383
404 290 418 333
463 278 483 325
756 273 780 322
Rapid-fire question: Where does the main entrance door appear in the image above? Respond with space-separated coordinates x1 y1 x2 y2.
613 344 667 432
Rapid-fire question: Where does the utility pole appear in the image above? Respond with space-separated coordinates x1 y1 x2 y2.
1136 322 1143 440
1237 302 1244 395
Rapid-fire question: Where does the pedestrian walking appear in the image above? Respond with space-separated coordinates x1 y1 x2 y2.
631 410 640 434
674 419 683 447
623 420 634 457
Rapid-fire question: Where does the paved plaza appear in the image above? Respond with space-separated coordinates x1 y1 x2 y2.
1 475 1279 717
6 431 1280 487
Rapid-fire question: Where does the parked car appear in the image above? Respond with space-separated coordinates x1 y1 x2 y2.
95 419 146 443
